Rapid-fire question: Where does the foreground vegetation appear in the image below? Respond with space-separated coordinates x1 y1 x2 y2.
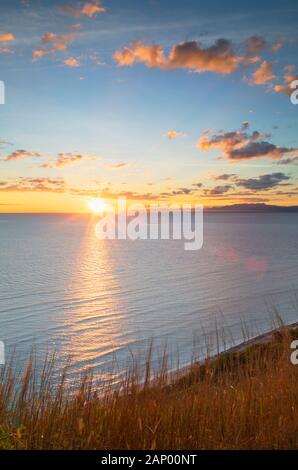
0 325 298 450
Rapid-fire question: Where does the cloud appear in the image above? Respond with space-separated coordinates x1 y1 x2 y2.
3 149 40 161
0 32 14 42
101 162 131 170
201 172 292 199
166 130 186 139
42 32 75 49
39 153 87 168
277 156 298 165
64 56 80 67
249 60 275 85
114 38 244 75
32 49 49 59
33 32 76 59
212 173 236 181
226 141 293 160
204 185 232 196
197 124 298 161
170 187 193 195
89 53 105 65
0 177 65 193
246 35 266 54
233 172 290 191
273 67 298 96
271 38 285 53
0 139 13 148
70 186 158 200
59 2 105 18
0 32 15 53
160 187 195 197
161 177 176 182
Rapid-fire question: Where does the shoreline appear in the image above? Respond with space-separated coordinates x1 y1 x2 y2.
173 320 298 381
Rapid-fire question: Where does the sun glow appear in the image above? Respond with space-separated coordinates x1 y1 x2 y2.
88 198 107 215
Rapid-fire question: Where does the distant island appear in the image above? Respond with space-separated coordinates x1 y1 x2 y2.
205 203 298 213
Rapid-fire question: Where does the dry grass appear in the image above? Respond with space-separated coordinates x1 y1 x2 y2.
0 326 298 450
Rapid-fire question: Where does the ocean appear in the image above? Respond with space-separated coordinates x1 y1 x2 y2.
0 212 298 386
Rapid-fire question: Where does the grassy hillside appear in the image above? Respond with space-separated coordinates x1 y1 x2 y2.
0 326 297 450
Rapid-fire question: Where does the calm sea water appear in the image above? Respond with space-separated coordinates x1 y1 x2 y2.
0 213 298 386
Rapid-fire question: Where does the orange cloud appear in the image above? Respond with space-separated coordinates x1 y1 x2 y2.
273 67 298 96
0 178 65 193
39 153 87 168
64 56 80 67
4 149 40 161
0 32 15 53
101 162 131 170
32 49 49 58
114 39 243 75
166 130 186 139
0 32 14 42
42 32 75 50
249 60 275 85
33 32 76 59
59 2 105 18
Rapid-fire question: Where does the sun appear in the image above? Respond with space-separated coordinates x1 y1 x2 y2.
88 198 107 215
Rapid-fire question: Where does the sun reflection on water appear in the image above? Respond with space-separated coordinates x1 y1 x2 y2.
60 217 129 388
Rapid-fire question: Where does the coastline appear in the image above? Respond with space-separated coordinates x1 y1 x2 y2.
173 320 298 384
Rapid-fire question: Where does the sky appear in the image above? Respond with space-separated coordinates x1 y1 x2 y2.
0 0 298 212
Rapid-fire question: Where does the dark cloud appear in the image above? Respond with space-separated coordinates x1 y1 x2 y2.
204 185 232 196
277 156 298 165
114 38 244 75
233 172 290 191
198 124 298 161
246 36 266 54
212 173 236 181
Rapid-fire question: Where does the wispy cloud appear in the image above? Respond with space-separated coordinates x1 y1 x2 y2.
39 153 90 168
272 66 298 95
100 162 131 170
0 177 65 193
271 37 286 53
3 149 40 161
59 2 105 18
33 32 76 59
64 56 80 67
166 130 186 140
